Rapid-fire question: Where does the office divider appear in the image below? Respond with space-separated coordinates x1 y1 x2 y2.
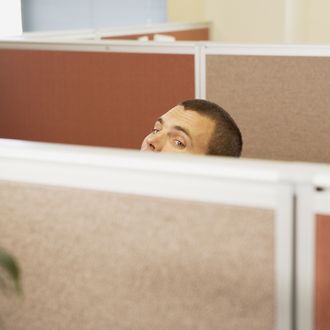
2 36 330 330
0 41 196 149
102 28 209 41
99 22 209 41
203 44 330 163
19 22 210 41
296 172 330 330
2 40 330 164
0 139 294 330
316 213 330 330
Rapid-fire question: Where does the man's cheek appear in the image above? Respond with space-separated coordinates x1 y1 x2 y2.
140 138 147 150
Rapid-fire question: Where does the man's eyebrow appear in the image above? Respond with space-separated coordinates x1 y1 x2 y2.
173 125 193 144
157 117 193 145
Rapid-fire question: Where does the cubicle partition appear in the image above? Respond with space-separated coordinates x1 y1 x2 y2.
102 28 209 41
2 36 330 330
296 172 330 330
0 41 197 149
2 39 330 164
99 22 210 41
316 210 330 330
315 213 330 330
0 139 294 330
203 44 330 164
19 22 210 41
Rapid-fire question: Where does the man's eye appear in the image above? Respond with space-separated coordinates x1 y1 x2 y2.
174 140 185 148
152 128 160 134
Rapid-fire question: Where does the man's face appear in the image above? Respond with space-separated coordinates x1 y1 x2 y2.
141 105 215 154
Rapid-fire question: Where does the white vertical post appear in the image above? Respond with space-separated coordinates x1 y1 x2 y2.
295 184 315 330
276 184 295 330
194 43 206 100
200 44 206 99
0 0 22 36
284 0 307 43
194 44 201 98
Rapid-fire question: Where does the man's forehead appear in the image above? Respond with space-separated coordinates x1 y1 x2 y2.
161 105 184 119
161 105 213 128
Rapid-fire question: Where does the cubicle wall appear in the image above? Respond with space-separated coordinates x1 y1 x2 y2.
2 40 330 163
19 22 209 41
2 37 330 330
0 182 275 330
0 139 294 330
2 139 330 330
204 45 330 163
0 41 196 149
316 212 330 330
99 22 210 41
102 28 209 41
296 176 330 330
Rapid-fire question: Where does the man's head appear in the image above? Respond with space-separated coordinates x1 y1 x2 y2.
141 99 242 157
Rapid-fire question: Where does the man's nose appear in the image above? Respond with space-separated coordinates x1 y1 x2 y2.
146 132 165 152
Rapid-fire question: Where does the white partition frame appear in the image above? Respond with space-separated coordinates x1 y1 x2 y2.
0 138 294 330
296 174 330 330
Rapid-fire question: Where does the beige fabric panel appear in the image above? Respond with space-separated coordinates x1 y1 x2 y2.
0 181 274 330
206 55 330 163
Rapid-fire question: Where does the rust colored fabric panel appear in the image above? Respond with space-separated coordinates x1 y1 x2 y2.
206 55 330 163
0 49 194 149
0 181 275 330
316 214 330 330
102 28 209 41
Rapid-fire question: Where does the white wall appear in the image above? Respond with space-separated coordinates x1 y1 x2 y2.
204 0 285 43
306 0 330 43
0 0 22 36
167 0 204 23
168 0 285 42
168 0 330 43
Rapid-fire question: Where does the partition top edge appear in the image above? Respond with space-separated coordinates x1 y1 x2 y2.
2 40 330 57
0 139 330 186
20 21 211 40
204 43 330 57
0 39 198 54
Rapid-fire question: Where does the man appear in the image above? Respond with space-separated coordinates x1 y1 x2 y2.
141 99 242 157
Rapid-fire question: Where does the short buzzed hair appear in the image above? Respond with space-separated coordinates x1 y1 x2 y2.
180 99 243 157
